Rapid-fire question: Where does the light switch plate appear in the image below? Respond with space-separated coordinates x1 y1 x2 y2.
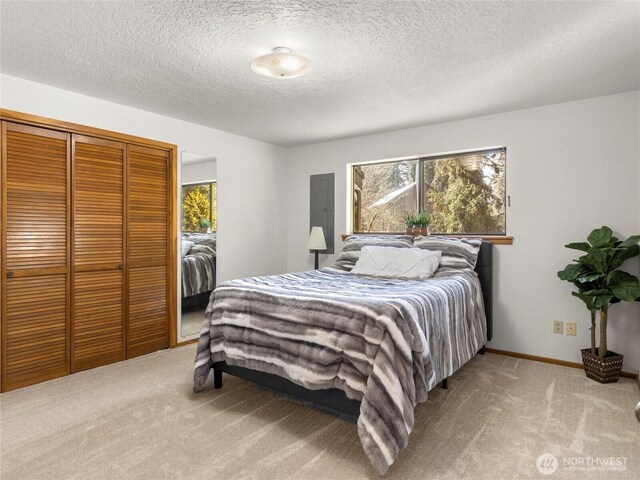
553 320 563 334
567 322 577 336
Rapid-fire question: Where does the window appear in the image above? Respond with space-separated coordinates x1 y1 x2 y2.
181 181 217 232
352 148 505 235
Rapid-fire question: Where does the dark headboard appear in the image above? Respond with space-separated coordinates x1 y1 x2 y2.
474 241 493 342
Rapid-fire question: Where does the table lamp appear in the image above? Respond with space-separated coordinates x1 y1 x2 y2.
307 226 327 270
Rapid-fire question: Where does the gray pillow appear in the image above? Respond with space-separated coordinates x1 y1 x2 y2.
412 236 482 270
181 240 194 258
333 235 414 271
189 244 216 256
184 233 216 248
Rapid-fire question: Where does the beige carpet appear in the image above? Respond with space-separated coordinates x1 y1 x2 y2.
1 347 638 480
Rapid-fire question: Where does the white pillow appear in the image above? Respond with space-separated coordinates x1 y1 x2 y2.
351 246 441 280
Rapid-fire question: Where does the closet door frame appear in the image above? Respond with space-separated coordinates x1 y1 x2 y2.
0 109 178 371
0 121 72 391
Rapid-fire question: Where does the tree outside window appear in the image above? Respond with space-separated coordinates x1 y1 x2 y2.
181 182 217 232
352 149 505 235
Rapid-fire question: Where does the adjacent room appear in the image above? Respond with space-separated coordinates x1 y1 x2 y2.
0 1 639 479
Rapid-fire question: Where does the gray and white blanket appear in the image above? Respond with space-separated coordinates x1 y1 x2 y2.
193 268 486 474
181 233 217 298
181 251 216 298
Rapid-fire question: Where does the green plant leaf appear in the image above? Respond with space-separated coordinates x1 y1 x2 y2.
609 270 640 301
577 273 603 283
610 244 640 270
574 280 600 292
581 288 610 296
587 226 613 248
571 291 596 310
415 208 430 227
578 249 607 273
565 242 591 252
593 294 614 309
576 256 596 271
403 211 418 228
580 289 613 308
558 263 586 282
618 235 640 248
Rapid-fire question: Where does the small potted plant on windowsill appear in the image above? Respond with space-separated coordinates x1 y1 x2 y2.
403 212 417 234
199 218 211 233
557 226 640 383
403 210 430 236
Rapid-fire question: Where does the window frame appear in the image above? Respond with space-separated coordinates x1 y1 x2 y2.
181 180 217 232
349 147 507 236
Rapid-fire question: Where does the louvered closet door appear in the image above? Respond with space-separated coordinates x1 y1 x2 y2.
127 145 169 357
72 135 125 372
1 122 70 391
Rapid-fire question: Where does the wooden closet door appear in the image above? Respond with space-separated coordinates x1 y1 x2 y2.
1 122 70 391
127 145 169 357
72 135 125 371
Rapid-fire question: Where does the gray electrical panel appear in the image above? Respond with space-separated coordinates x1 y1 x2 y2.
309 173 334 254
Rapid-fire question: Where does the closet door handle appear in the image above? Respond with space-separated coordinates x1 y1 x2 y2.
118 264 124 270
6 271 14 278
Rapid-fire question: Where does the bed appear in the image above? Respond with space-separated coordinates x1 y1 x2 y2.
193 237 492 474
181 233 217 308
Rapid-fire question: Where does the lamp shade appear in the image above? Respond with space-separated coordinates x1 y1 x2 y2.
307 226 327 250
251 47 313 79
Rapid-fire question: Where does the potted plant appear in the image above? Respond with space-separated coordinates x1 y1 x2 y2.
403 209 430 235
415 209 431 235
199 218 211 233
557 226 640 383
403 212 418 234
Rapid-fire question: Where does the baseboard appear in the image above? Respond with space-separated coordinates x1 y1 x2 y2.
173 338 199 348
484 348 639 380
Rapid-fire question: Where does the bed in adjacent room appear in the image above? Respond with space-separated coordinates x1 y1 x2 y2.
193 235 493 474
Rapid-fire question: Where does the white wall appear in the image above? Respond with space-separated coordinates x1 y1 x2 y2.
285 91 640 373
182 159 217 184
0 74 287 285
3 74 638 373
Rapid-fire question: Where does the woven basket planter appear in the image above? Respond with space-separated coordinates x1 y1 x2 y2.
581 348 623 384
406 227 429 236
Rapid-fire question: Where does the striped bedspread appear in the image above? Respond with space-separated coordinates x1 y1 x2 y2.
193 268 486 474
181 251 216 298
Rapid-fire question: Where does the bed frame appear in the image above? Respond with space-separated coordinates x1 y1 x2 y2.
212 241 493 421
182 290 213 309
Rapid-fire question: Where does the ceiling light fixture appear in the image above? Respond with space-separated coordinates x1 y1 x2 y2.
251 47 313 79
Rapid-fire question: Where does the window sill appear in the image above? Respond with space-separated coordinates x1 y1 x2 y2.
341 232 513 245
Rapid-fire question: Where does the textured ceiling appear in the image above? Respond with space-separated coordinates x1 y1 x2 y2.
1 1 639 147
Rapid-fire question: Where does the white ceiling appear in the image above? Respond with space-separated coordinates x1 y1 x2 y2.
1 1 639 147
